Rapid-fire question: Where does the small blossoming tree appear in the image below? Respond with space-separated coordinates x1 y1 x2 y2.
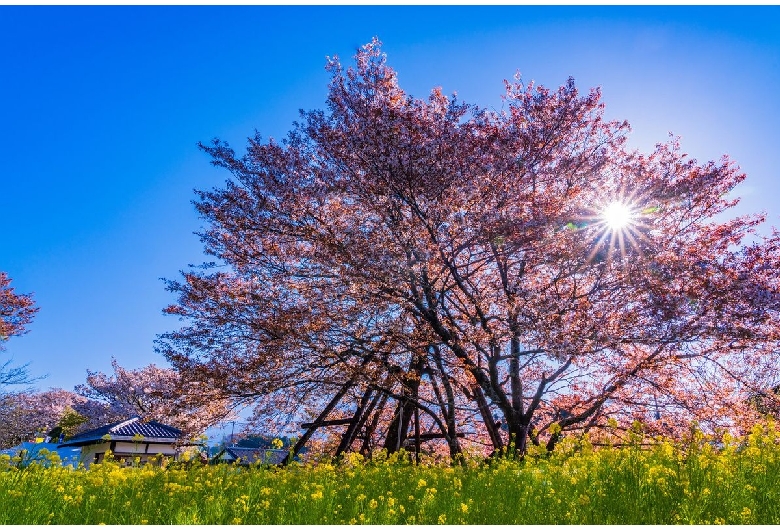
75 358 234 436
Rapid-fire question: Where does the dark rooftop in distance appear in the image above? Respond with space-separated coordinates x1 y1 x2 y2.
214 446 289 465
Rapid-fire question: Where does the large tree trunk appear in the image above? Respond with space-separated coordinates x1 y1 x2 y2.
506 418 532 456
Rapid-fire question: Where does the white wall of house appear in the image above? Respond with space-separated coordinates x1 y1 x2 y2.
112 441 177 455
78 440 180 468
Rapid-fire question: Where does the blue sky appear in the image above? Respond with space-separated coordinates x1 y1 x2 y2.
2 6 779 396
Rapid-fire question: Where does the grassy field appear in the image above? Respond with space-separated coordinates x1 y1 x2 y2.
2 423 780 524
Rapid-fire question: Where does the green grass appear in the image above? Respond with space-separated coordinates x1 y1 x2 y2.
2 422 780 524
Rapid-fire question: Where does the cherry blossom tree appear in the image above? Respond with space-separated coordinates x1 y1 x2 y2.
159 39 780 459
75 358 233 436
0 359 233 449
0 272 37 346
0 272 39 392
0 388 86 448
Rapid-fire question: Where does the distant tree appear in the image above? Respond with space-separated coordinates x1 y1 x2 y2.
47 406 89 442
0 272 37 346
748 385 780 418
0 394 30 448
75 358 233 436
0 272 40 392
159 39 780 459
0 359 35 388
0 388 85 448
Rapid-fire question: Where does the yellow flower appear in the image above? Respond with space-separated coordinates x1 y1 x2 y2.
311 490 324 501
460 503 469 514
369 499 378 509
417 479 427 488
438 514 447 524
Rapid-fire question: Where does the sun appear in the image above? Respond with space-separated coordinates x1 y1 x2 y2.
583 195 652 264
602 201 633 231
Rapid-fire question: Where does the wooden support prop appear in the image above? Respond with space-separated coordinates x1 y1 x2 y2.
414 405 421 465
360 391 389 455
301 418 353 429
474 384 504 451
336 388 375 456
406 432 465 441
282 380 354 465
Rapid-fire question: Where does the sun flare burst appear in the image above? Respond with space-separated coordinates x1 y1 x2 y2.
602 201 633 232
579 196 654 264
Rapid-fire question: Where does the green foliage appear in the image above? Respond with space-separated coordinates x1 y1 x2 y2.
2 423 780 524
51 407 88 440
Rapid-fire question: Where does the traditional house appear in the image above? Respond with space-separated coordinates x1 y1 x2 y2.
58 417 191 468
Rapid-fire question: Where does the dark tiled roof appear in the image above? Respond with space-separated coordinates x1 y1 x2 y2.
217 446 289 465
59 417 182 447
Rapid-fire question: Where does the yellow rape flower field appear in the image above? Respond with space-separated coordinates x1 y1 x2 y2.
3 422 780 524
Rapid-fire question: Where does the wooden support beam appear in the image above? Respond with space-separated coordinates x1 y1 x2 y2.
414 405 420 465
474 384 504 451
405 432 465 442
360 391 389 455
301 418 353 429
282 380 354 466
336 387 375 457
